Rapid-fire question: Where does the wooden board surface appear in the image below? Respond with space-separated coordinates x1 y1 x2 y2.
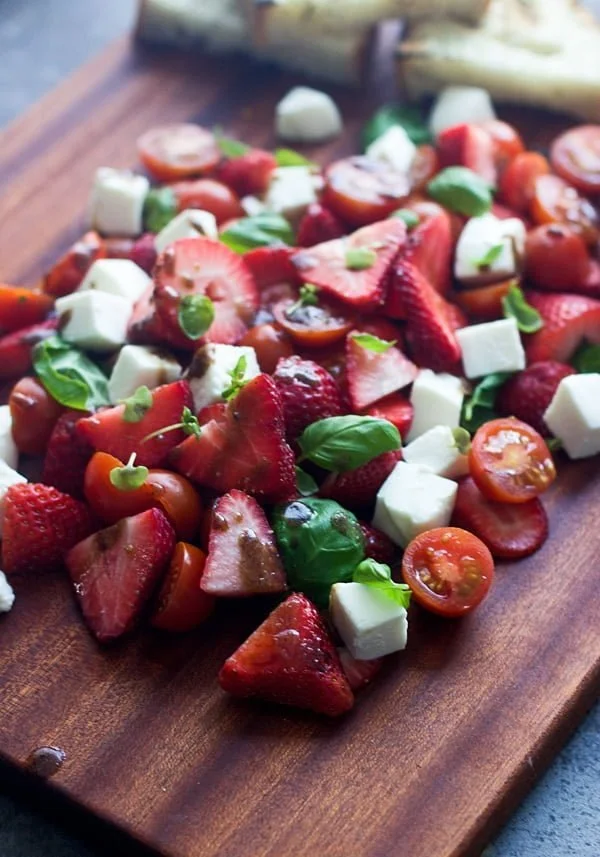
1 20 600 857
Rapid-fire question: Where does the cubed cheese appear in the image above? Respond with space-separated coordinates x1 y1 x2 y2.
0 460 27 537
154 208 218 254
0 406 18 470
330 582 408 661
372 495 404 545
240 195 266 217
408 370 465 442
366 125 417 174
403 425 469 479
0 570 15 613
374 462 457 548
79 259 151 306
108 345 181 403
88 167 149 237
454 213 526 285
55 291 131 351
543 374 600 459
275 86 342 143
264 166 320 223
187 344 260 412
429 86 496 139
456 317 525 379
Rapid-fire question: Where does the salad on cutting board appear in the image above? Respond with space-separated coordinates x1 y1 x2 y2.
0 83 599 718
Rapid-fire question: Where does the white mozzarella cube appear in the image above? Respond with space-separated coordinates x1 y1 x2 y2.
543 374 600 460
454 213 526 285
0 570 15 613
372 494 405 546
108 345 181 403
403 425 469 480
55 291 131 352
0 407 18 470
408 370 465 443
456 317 525 379
366 126 417 174
264 167 319 223
79 259 151 306
375 462 457 548
240 195 266 217
275 86 342 143
154 209 218 254
187 344 260 412
88 167 149 237
0 461 27 537
429 86 496 139
330 582 408 661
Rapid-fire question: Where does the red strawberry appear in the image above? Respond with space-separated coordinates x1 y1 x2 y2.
452 477 548 559
525 291 600 363
358 521 398 565
77 380 193 468
337 647 383 692
66 508 176 642
201 490 286 597
130 233 157 274
496 361 576 435
363 392 414 439
320 450 401 510
2 483 94 575
219 592 354 716
216 148 277 197
437 123 497 185
272 355 342 441
346 331 418 411
153 238 259 347
291 219 406 310
171 374 296 503
0 318 58 380
296 203 346 247
243 246 300 291
42 410 94 499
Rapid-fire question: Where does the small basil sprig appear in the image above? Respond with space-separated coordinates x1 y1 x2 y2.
142 406 201 443
122 386 153 423
178 294 215 340
393 208 420 230
353 559 411 609
214 129 250 159
220 214 294 253
427 167 494 217
32 335 110 411
362 104 431 149
572 341 600 373
109 453 149 491
345 247 376 271
298 415 401 472
275 148 317 168
222 355 249 401
287 283 319 318
460 372 513 433
143 187 177 233
474 242 504 270
502 284 543 333
296 467 318 497
351 333 396 353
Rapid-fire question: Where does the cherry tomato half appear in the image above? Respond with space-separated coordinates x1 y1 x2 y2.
477 119 525 172
550 125 600 195
0 285 53 336
44 231 106 298
137 124 220 182
151 542 215 632
530 174 599 245
453 279 514 321
170 178 244 224
401 527 494 618
9 376 63 456
146 469 204 542
469 417 556 504
498 151 550 214
239 323 294 373
323 156 410 227
273 297 355 348
525 224 591 292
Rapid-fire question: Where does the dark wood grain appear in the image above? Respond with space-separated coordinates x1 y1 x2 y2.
1 16 600 857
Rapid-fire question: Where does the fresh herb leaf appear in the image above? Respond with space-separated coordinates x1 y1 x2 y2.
298 415 401 472
547 437 563 452
362 104 431 149
345 247 377 271
214 130 250 159
393 208 420 230
351 333 396 353
177 294 215 340
143 187 177 233
461 372 513 433
353 559 411 609
222 355 249 402
451 427 472 455
32 336 110 411
502 283 543 333
219 213 294 253
572 341 600 373
286 283 319 317
296 467 318 497
475 242 504 270
122 386 153 423
109 453 149 492
427 167 494 217
275 148 317 168
142 406 201 443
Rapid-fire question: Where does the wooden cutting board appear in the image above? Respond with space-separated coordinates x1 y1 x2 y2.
1 23 600 857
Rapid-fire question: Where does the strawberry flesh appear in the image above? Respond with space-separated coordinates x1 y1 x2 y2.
243 246 300 291
363 392 414 439
346 331 418 411
525 291 600 363
42 410 94 499
337 647 383 692
273 355 343 442
320 449 402 510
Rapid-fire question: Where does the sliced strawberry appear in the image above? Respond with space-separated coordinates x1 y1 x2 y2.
127 285 174 348
216 148 277 197
153 238 259 346
42 410 94 499
171 374 296 503
452 477 549 559
437 123 497 185
358 521 398 565
77 380 193 468
130 233 158 274
201 490 286 597
346 331 418 411
337 647 383 693
2 483 94 575
43 231 106 298
272 355 342 442
67 508 176 642
296 203 346 247
525 291 600 363
496 361 576 436
0 318 58 380
243 246 300 291
320 450 402 510
291 219 406 310
219 592 354 716
363 392 414 439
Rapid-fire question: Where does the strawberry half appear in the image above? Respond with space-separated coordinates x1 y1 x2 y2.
42 410 94 499
243 246 300 291
363 392 414 439
496 361 576 436
346 331 418 411
216 148 277 197
201 490 286 597
0 318 58 380
219 592 354 716
3 483 94 575
320 450 402 510
358 521 398 566
171 374 296 503
437 123 497 185
273 355 342 442
525 291 600 363
67 508 176 642
291 219 406 310
77 380 193 468
337 647 383 693
296 203 346 248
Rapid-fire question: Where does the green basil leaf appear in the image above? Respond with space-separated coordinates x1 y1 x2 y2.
109 459 149 491
143 187 177 233
345 247 377 271
572 341 600 373
32 335 110 411
427 167 494 217
298 415 401 472
353 558 411 609
502 284 543 333
475 242 504 270
178 294 215 340
222 355 249 402
460 372 513 433
362 104 432 149
393 208 420 230
275 148 317 168
351 333 396 353
122 386 153 423
219 214 294 253
214 130 250 159
296 467 318 497
546 437 562 452
451 427 472 455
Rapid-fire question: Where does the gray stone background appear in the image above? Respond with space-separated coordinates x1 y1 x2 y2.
0 0 598 854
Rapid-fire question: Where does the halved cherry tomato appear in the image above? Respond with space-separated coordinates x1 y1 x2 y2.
239 323 294 373
146 470 204 542
469 417 556 504
454 280 515 321
498 151 550 214
550 125 600 195
530 174 599 245
272 297 355 348
477 119 525 172
525 224 591 292
401 527 494 618
44 231 106 298
151 542 215 632
0 285 53 335
323 156 410 226
9 377 63 456
0 319 58 380
171 178 244 224
137 124 220 182
409 145 440 192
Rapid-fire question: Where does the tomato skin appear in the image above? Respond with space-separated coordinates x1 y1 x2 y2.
272 297 355 348
44 231 106 298
323 156 410 226
453 279 514 321
530 174 599 245
402 527 494 618
525 224 591 292
477 119 525 171
170 178 244 224
138 124 220 182
498 152 550 214
150 542 215 632
550 125 600 195
239 323 294 373
0 285 54 335
9 377 64 456
0 319 58 380
146 470 204 542
469 417 556 504
409 145 440 192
